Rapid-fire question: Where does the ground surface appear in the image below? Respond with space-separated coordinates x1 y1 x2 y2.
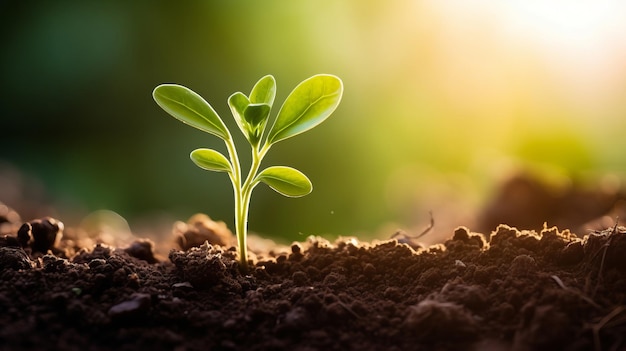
2 213 626 351
1 172 626 351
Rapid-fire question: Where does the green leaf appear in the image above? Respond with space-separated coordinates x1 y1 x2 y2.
245 103 271 146
190 148 232 173
249 75 276 106
244 103 271 128
254 166 312 197
153 84 230 140
267 74 343 145
228 92 250 138
228 93 271 145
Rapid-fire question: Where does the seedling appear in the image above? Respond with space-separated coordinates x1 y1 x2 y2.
153 74 343 268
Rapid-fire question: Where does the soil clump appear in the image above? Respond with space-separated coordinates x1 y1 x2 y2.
2 208 626 350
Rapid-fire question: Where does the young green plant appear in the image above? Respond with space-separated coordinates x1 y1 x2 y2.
153 74 343 268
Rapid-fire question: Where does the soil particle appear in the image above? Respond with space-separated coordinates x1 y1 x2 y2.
124 239 158 264
291 270 308 286
108 293 151 321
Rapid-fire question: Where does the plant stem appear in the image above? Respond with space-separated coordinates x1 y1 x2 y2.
239 144 274 267
237 144 268 268
225 139 272 269
223 137 249 268
235 187 247 268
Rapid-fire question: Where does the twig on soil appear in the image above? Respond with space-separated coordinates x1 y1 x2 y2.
337 301 361 320
587 305 626 351
550 275 600 309
390 211 434 245
588 219 620 298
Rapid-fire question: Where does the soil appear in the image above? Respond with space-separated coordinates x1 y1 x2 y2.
2 173 626 351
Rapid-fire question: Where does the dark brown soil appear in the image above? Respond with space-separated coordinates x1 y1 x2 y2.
2 211 626 351
1 172 626 351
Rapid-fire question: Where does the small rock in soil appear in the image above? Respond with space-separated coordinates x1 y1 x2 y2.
108 293 151 321
289 243 304 261
17 217 63 253
124 239 158 263
172 281 194 290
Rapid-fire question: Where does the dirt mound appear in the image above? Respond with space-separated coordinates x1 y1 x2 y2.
2 215 626 350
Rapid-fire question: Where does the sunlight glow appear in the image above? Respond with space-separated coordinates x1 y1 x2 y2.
422 0 626 116
500 1 624 49
498 1 626 110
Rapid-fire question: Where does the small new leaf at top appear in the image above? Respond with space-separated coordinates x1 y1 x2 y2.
228 92 271 146
249 75 276 106
228 75 276 146
228 92 252 141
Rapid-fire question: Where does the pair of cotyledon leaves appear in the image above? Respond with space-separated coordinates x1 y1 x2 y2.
153 74 343 198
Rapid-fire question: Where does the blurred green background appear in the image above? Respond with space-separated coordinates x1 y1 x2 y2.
2 1 626 242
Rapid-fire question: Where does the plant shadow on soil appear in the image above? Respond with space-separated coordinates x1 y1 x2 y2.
1 173 626 351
